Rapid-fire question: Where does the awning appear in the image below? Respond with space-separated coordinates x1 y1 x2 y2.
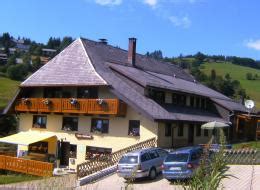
0 131 57 146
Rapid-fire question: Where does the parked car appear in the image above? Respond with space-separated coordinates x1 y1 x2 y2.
162 146 203 180
117 147 168 180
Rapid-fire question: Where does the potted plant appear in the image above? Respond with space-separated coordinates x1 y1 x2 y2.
42 98 52 106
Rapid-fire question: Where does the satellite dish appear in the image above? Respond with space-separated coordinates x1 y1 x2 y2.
244 100 255 109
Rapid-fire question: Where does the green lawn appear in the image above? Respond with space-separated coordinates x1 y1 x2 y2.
0 173 41 184
232 141 260 150
0 77 20 110
200 62 260 108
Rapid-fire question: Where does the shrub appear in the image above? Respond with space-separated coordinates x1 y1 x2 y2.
7 63 29 81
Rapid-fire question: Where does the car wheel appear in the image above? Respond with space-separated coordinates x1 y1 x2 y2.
149 168 157 180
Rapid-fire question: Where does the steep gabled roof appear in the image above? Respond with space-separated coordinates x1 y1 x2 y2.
21 39 107 87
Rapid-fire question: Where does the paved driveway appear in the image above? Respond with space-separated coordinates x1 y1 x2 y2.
1 165 259 189
79 165 260 190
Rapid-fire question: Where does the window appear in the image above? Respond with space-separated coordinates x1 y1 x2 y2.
172 94 178 105
257 121 260 130
157 149 168 157
191 152 199 161
190 97 194 107
29 141 48 154
141 153 151 162
201 98 206 109
196 97 200 108
128 120 140 136
165 123 172 137
119 156 138 164
178 123 184 136
204 129 208 136
172 94 186 106
86 146 112 159
165 153 189 162
179 95 186 106
33 115 47 129
69 144 77 158
91 118 109 133
77 87 98 98
148 88 165 104
196 125 201 136
149 151 159 159
43 87 62 98
62 117 78 131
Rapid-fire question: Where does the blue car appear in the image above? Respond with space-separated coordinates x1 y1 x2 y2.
162 146 202 180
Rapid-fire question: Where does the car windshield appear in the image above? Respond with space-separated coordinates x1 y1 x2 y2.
165 153 189 162
119 155 138 164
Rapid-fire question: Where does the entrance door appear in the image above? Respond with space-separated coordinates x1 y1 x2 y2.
60 141 70 166
188 124 194 145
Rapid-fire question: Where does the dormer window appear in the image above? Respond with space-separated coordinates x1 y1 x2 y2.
148 88 165 104
172 93 186 106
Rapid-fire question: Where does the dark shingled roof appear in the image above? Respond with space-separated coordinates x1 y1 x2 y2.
8 38 246 121
80 38 246 121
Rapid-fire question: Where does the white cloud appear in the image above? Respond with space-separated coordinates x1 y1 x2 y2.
143 0 158 8
94 0 122 6
245 39 260 51
169 16 191 28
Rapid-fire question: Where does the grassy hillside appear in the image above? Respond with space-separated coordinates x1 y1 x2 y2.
200 62 260 108
0 77 20 110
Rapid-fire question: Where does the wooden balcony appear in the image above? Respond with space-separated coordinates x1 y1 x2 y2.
15 98 127 116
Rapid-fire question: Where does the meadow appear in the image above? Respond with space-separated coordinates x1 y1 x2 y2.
200 62 260 108
0 77 19 110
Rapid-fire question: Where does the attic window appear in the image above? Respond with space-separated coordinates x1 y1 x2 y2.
148 88 165 104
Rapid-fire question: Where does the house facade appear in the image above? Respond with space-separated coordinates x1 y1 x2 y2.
1 38 247 170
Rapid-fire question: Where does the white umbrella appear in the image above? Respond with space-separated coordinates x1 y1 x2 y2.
201 121 230 144
201 121 230 130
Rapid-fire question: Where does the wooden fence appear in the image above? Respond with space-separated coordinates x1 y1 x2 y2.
77 137 157 178
0 155 54 177
224 149 260 165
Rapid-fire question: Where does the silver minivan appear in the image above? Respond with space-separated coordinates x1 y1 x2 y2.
117 147 168 180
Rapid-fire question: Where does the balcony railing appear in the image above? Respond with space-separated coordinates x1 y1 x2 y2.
15 98 127 116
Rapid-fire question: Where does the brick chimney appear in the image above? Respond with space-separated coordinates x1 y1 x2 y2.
128 38 137 67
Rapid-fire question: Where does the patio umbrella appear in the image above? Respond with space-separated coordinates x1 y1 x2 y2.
201 121 230 144
201 121 229 130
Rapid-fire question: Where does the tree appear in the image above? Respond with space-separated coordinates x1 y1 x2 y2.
7 55 17 66
246 73 253 80
32 56 42 72
210 69 216 80
47 37 61 49
194 52 206 63
146 50 163 60
0 32 12 48
7 64 29 80
225 73 231 81
59 36 73 51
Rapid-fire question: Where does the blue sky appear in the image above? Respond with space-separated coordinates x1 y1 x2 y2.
1 0 260 59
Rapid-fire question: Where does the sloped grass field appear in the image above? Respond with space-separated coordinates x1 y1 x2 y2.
201 62 260 108
0 77 19 110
